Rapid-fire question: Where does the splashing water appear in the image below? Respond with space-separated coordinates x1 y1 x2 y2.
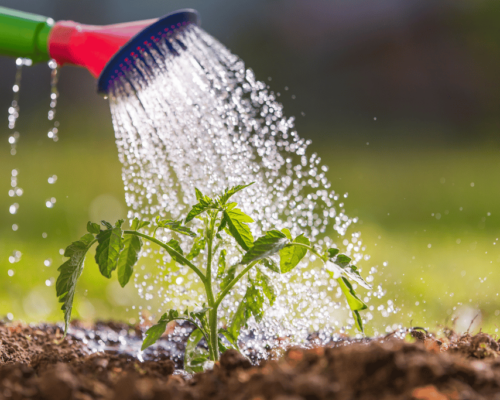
107 25 384 356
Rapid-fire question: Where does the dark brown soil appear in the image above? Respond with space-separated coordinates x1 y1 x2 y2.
1 321 500 400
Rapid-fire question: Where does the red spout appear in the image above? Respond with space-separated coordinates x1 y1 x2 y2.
48 19 156 78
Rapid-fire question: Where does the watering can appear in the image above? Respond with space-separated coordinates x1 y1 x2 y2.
0 6 200 93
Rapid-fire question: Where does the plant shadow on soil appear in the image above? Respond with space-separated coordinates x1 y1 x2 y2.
1 320 500 399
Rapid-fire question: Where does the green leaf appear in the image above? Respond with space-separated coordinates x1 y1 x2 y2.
217 183 254 205
224 208 254 251
218 213 228 232
281 228 292 240
116 234 142 287
64 233 95 257
190 307 211 324
279 233 310 273
56 233 96 334
220 263 238 290
260 258 280 274
335 254 351 268
141 310 179 350
186 190 216 223
195 187 204 201
165 239 187 266
95 220 124 278
87 221 100 235
156 218 196 237
340 265 372 290
187 237 206 260
101 220 113 230
185 329 209 373
241 230 288 264
216 249 227 278
131 217 150 231
228 296 251 341
219 328 238 348
257 269 276 306
327 255 372 290
338 277 368 313
245 284 265 322
353 310 364 333
327 248 340 259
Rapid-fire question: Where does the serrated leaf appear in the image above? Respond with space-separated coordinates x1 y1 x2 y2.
56 233 96 334
281 228 292 240
241 230 288 264
165 239 187 266
157 219 196 237
327 248 340 259
117 234 142 287
186 190 216 223
335 254 351 268
187 237 206 260
228 295 251 341
224 208 254 251
216 249 227 278
217 183 254 205
279 233 309 273
131 217 150 231
245 284 265 322
257 269 276 306
260 258 280 274
141 310 179 350
101 220 113 230
87 222 100 235
195 188 204 201
64 234 95 257
95 220 124 278
220 263 238 290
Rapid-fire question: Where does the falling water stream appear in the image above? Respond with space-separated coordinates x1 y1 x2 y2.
107 24 387 358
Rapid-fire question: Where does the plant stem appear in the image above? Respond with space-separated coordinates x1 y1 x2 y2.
205 212 219 361
123 230 207 284
214 260 258 309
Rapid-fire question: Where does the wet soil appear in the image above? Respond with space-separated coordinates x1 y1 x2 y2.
1 321 500 400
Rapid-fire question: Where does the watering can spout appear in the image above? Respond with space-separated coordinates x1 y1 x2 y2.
48 19 156 78
0 6 200 92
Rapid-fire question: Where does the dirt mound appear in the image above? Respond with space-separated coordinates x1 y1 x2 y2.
1 321 500 399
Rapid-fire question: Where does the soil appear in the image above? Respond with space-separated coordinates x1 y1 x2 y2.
1 321 500 400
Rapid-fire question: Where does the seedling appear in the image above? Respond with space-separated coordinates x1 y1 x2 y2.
56 183 371 370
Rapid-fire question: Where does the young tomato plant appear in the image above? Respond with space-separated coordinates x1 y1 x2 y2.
56 183 371 370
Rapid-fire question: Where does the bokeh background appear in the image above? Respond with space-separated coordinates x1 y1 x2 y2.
1 0 499 335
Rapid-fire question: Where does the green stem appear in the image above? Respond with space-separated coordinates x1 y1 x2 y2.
205 212 219 361
214 260 259 309
123 230 207 284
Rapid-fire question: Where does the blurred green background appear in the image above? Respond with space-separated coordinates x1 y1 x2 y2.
1 0 500 335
